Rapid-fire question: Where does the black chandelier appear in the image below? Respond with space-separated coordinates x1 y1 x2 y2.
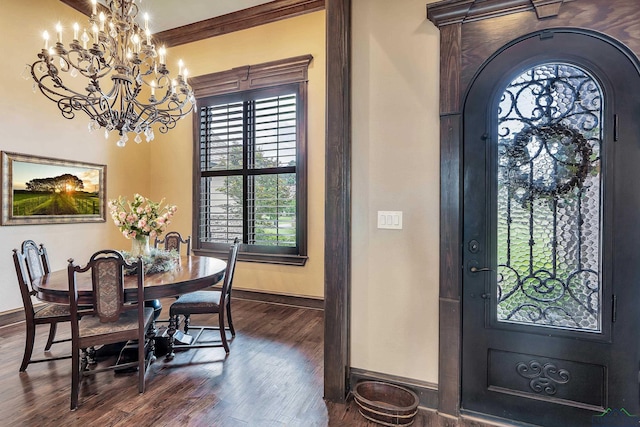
28 0 195 147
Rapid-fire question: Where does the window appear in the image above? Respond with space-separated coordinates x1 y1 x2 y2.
191 56 312 265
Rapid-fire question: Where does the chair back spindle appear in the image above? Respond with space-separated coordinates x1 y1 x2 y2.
21 240 50 289
154 231 191 255
221 238 241 303
12 250 36 315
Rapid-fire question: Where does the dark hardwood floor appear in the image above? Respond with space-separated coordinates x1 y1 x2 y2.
0 298 441 426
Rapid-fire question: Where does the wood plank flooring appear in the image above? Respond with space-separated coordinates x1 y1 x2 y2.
0 298 442 426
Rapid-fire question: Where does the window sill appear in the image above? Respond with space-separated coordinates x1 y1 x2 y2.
193 248 308 266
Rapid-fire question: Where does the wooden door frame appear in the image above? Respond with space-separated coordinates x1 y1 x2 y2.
324 0 351 402
427 0 640 418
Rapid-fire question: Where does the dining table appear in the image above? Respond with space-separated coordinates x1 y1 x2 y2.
31 254 227 361
31 255 227 305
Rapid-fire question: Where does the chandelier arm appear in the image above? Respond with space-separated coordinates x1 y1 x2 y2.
33 52 112 100
31 63 97 113
56 40 116 80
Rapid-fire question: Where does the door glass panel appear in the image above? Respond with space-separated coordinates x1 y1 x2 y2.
496 63 603 332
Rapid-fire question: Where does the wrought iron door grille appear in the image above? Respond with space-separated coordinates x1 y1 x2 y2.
495 63 603 332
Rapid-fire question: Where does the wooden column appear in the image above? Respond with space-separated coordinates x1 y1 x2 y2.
437 22 463 418
324 0 351 403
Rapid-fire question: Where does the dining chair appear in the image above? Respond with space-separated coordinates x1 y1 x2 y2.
12 240 72 372
67 250 155 410
154 231 191 255
152 231 191 324
168 238 240 355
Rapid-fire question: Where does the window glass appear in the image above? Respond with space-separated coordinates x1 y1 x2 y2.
196 87 306 263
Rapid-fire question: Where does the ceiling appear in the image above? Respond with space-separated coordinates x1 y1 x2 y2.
99 0 274 32
66 0 325 47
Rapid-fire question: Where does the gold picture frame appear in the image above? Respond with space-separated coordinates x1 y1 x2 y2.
1 151 106 225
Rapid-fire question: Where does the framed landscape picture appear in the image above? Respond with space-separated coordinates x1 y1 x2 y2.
1 152 106 225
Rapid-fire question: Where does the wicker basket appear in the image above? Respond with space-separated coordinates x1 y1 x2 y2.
352 381 419 426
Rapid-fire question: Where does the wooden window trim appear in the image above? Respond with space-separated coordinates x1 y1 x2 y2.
192 55 312 266
190 55 313 98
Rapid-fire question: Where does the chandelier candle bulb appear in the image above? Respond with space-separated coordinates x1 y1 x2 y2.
42 31 49 50
92 24 98 43
144 13 149 31
55 23 62 44
132 34 140 54
73 23 79 41
159 46 166 64
91 0 97 16
81 30 89 49
99 12 106 32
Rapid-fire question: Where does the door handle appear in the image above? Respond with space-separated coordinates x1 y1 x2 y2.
470 266 493 273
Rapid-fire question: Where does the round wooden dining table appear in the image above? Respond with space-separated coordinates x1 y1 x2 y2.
31 255 227 305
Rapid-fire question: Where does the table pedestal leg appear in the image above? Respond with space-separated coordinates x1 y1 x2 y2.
147 320 157 364
165 315 176 361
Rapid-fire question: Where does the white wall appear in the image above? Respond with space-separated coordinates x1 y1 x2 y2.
351 0 441 383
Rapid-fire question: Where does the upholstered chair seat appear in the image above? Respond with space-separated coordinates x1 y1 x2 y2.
34 303 72 319
78 308 154 340
170 291 222 315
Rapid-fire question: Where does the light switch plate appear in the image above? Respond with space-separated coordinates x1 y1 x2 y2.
377 211 403 229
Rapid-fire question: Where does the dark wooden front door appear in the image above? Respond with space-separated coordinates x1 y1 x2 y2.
462 30 640 427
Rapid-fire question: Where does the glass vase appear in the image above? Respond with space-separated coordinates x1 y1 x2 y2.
130 235 151 257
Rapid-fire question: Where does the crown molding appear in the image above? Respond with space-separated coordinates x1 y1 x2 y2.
59 0 95 16
427 0 574 27
156 0 324 47
190 54 313 98
59 0 325 47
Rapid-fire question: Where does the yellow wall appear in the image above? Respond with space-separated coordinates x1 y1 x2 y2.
148 12 326 298
0 0 149 313
2 0 440 391
351 0 441 384
0 2 324 312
